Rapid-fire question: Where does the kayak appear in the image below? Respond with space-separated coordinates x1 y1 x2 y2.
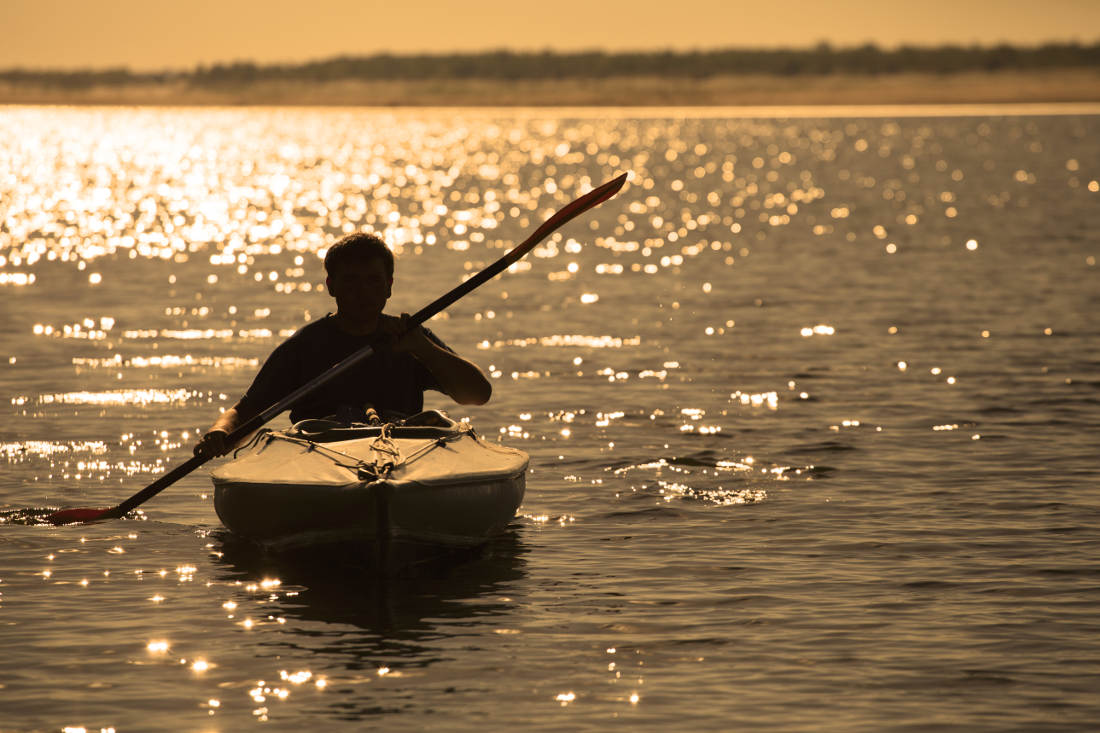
210 411 528 550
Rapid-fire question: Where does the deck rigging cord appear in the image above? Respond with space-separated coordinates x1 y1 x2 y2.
243 422 474 480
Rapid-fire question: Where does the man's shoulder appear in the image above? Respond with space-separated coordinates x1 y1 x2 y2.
267 314 338 356
284 314 338 341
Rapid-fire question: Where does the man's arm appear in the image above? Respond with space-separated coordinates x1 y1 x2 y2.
193 400 260 458
194 335 297 458
391 315 492 405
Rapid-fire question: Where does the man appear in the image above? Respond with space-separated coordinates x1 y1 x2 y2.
193 232 492 458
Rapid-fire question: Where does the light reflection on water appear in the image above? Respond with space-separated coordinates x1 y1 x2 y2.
1 106 1098 730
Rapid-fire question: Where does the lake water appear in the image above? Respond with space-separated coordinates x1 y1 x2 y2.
1 105 1098 731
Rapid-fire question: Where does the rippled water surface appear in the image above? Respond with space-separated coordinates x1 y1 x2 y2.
2 106 1098 731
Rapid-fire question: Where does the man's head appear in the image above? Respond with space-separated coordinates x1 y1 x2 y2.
324 233 395 326
324 232 394 281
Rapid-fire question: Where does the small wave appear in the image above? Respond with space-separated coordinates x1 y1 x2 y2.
0 507 61 525
0 507 146 525
602 505 685 520
2 440 109 459
786 439 858 454
640 480 767 506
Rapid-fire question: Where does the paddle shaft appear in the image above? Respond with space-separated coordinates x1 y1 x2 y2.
76 172 628 522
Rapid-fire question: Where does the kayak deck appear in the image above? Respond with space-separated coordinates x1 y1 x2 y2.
211 411 528 549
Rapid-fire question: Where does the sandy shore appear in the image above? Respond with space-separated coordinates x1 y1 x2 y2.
1 69 1098 107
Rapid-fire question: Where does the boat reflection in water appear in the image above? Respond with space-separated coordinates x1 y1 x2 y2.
209 527 529 684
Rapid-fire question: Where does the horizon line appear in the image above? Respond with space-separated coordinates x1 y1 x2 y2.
4 39 1099 76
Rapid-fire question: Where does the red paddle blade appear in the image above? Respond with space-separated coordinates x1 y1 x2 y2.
43 507 114 525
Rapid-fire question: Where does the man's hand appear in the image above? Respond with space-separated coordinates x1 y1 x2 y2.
193 429 230 459
377 313 431 354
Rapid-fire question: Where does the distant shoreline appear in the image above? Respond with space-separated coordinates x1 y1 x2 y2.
2 70 1098 107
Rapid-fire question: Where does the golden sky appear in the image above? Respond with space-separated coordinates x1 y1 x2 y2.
6 0 1100 70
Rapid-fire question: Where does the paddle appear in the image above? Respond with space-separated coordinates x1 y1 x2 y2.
43 172 628 525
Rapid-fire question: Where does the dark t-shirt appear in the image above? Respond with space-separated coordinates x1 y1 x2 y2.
237 314 449 423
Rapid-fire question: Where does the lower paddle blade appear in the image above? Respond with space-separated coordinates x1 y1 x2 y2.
43 507 114 525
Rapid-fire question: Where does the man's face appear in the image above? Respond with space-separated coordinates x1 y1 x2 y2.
326 258 393 323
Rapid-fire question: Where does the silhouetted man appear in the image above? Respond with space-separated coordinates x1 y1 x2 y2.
194 232 491 458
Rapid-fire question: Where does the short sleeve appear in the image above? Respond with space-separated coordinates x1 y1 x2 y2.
413 327 454 392
236 339 299 415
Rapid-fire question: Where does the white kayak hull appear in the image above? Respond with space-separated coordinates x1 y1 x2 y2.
210 412 528 549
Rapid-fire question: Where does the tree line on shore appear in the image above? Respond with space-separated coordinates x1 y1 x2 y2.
3 42 1098 89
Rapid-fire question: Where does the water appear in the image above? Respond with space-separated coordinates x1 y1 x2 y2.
1 105 1098 731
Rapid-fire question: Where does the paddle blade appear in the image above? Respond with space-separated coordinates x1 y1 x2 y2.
410 172 629 326
43 507 115 525
521 172 628 249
